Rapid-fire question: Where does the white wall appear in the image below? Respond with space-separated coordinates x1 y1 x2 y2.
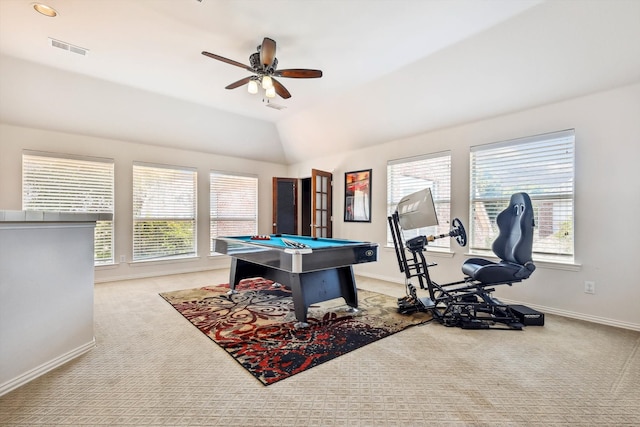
0 220 96 395
0 124 288 282
288 83 640 330
1 84 638 329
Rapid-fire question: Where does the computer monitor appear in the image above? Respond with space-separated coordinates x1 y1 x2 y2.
396 188 439 230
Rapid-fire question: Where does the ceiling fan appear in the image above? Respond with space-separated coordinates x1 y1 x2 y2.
202 37 322 100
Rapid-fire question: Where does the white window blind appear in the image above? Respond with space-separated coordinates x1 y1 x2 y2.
133 162 197 261
470 129 575 260
387 152 452 248
210 171 258 253
22 152 114 265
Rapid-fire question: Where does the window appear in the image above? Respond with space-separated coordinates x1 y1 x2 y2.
22 152 115 265
133 162 197 261
387 152 452 248
470 129 575 261
210 171 258 253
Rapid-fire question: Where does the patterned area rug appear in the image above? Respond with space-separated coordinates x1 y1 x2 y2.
160 278 431 385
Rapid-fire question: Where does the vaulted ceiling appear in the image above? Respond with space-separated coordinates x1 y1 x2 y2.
1 0 639 164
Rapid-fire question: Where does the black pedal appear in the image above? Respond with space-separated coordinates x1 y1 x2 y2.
509 305 544 326
398 305 418 315
460 319 489 329
398 298 423 310
398 300 421 314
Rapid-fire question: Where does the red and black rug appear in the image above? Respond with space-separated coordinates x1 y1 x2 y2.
159 278 431 385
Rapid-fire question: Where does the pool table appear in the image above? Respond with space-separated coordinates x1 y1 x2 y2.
212 234 378 327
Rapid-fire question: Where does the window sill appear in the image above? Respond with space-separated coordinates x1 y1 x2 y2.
383 245 455 258
465 250 581 271
128 255 201 267
96 263 117 270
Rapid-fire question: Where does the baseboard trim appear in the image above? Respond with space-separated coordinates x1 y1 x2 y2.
355 272 640 332
95 265 226 283
497 298 640 332
356 271 404 285
0 339 96 397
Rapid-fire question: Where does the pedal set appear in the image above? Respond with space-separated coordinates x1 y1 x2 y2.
397 284 434 314
398 283 420 312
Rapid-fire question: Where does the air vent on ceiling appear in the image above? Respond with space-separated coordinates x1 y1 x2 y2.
265 103 286 111
49 38 89 56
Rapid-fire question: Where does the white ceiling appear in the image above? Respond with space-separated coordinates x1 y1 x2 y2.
1 0 639 164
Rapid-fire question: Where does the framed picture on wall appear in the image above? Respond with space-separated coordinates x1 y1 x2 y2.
344 169 372 222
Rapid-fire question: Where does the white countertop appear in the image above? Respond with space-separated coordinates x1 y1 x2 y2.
0 210 112 222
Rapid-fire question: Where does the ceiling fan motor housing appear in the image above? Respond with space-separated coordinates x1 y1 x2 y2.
250 52 277 73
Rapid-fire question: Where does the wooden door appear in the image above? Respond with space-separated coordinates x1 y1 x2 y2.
272 178 297 234
311 169 332 237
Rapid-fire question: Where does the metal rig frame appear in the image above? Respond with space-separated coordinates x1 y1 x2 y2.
388 211 525 330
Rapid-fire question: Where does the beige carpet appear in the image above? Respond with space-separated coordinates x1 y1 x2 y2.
1 270 639 426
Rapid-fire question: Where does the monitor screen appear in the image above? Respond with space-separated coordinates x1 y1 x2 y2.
396 188 439 230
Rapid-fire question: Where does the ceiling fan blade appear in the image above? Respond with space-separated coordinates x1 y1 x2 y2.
271 78 291 99
260 37 276 68
275 69 323 78
202 51 252 71
225 76 253 90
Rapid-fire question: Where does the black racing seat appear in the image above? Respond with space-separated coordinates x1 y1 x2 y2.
462 192 536 284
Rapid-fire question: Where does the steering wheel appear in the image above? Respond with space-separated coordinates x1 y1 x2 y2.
451 218 467 247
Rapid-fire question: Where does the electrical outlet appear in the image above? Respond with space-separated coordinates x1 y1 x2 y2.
120 255 126 263
584 281 595 294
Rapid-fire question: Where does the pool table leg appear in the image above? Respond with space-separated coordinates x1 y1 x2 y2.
228 258 359 327
228 258 270 291
289 266 359 327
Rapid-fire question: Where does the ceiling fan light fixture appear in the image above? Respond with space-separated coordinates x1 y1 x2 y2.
32 3 58 17
265 86 276 98
261 75 273 90
247 80 258 94
202 37 322 102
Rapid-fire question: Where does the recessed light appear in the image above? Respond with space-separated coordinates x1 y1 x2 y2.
33 3 58 17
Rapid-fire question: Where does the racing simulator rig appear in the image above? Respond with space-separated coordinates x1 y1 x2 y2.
388 189 542 330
